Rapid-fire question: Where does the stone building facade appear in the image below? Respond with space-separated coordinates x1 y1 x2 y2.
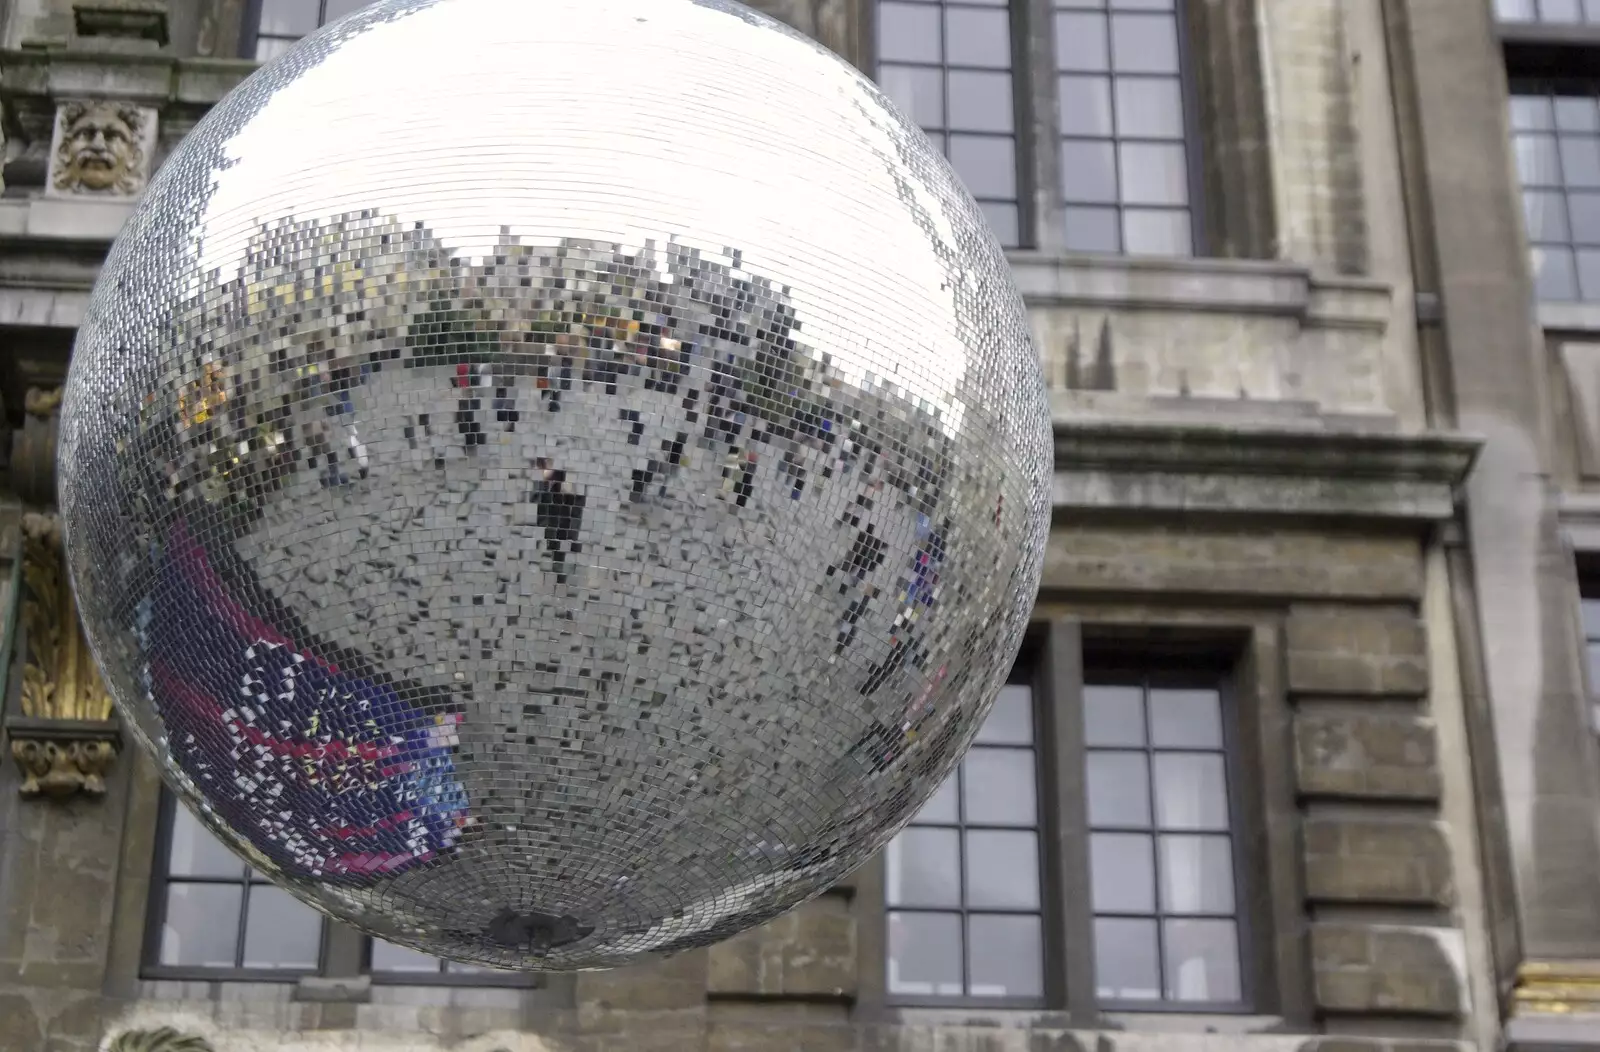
0 0 1593 1050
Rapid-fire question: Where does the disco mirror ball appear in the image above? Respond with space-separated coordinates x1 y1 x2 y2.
59 0 1052 969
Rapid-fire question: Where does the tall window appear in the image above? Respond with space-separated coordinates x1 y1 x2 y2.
245 0 365 60
876 0 1024 247
1083 679 1241 1006
145 791 521 984
1053 0 1196 256
885 680 1043 1001
1496 0 1600 300
873 0 1200 255
881 638 1253 1013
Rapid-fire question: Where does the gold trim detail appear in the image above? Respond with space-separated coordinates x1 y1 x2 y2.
1512 960 1600 1015
19 511 111 724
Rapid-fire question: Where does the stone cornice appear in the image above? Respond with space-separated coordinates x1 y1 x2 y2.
1008 251 1394 331
0 48 254 108
1053 415 1481 523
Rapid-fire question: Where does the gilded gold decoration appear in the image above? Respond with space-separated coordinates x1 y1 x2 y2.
106 1028 216 1052
1511 959 1600 1015
51 100 147 195
24 386 61 417
20 511 111 724
6 510 119 799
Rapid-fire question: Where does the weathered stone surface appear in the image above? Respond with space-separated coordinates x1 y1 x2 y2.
576 949 708 1016
706 895 855 998
0 993 42 1052
1304 817 1454 906
1311 923 1467 1017
1042 526 1423 600
1297 1041 1471 1052
1294 710 1441 800
706 1003 856 1052
1285 605 1429 696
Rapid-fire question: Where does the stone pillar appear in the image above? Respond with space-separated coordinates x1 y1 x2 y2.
1395 0 1600 1044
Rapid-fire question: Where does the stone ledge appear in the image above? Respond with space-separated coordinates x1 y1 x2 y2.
1009 250 1391 330
1 48 254 105
1052 416 1480 523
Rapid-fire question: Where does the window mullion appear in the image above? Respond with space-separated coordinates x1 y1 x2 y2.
1042 616 1099 1021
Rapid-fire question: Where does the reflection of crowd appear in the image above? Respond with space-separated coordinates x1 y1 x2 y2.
135 208 990 908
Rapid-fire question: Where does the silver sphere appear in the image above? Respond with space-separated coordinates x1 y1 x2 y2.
59 0 1052 969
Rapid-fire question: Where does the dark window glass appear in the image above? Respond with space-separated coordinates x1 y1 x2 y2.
876 0 1023 247
249 0 362 60
1054 0 1196 256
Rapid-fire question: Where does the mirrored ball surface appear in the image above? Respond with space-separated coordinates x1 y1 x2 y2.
59 0 1053 969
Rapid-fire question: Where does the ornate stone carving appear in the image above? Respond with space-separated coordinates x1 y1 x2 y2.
106 1028 216 1052
47 99 155 197
5 510 120 799
11 385 62 506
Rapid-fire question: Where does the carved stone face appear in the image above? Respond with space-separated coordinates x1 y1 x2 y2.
54 103 144 194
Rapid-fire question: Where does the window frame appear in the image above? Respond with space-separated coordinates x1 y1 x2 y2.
239 0 346 59
856 617 1299 1025
140 790 327 983
142 790 540 989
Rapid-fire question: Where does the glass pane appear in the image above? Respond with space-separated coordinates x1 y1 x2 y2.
1516 134 1562 187
1086 751 1152 827
1495 0 1536 18
1055 11 1109 72
885 827 961 906
1562 137 1600 189
167 806 245 878
945 7 1012 68
1119 142 1189 205
1112 0 1174 8
1109 13 1178 73
1083 684 1145 746
446 959 503 974
1059 75 1114 136
1090 832 1156 913
979 202 1020 248
968 914 1044 998
160 883 242 967
1123 208 1191 256
1525 190 1572 242
242 886 321 969
880 64 945 128
1588 0 1600 21
1534 246 1580 300
1153 753 1229 831
948 70 1014 133
1542 0 1583 21
1148 688 1223 749
949 135 1017 199
1588 641 1600 688
887 912 963 996
254 36 296 61
962 747 1037 826
372 939 443 972
1556 96 1600 133
1163 918 1242 1003
257 0 320 36
1510 94 1554 131
1584 597 1600 638
1061 140 1118 203
1094 917 1161 1001
1159 834 1236 914
1114 76 1184 138
323 0 367 21
975 684 1034 745
1570 192 1600 244
1579 249 1600 300
915 771 960 823
1065 206 1121 251
878 2 942 64
965 830 1041 909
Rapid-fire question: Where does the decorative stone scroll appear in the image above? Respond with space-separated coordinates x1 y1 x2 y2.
46 98 157 198
1512 959 1600 1016
106 1028 216 1052
5 508 119 798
